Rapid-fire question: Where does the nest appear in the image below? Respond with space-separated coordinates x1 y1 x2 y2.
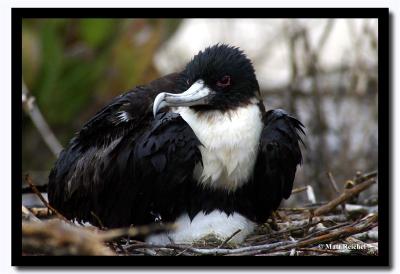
22 171 378 256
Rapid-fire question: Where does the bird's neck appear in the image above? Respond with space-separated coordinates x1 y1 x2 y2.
172 98 264 191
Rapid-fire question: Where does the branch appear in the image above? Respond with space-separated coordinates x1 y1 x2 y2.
22 220 114 256
22 80 63 157
22 206 41 222
100 223 176 241
25 174 70 223
314 177 377 216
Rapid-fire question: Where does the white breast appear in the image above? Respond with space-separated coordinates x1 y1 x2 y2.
173 101 264 191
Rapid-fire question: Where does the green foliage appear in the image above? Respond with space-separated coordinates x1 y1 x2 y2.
79 19 118 48
22 18 182 172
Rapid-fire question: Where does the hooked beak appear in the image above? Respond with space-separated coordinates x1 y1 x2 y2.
153 79 213 117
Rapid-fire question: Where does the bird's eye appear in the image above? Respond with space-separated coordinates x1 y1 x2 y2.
216 75 231 88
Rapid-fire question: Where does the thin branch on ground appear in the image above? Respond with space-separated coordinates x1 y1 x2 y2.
25 174 70 223
314 177 377 216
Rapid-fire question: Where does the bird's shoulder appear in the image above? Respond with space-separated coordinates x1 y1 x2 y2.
75 73 182 143
261 108 305 146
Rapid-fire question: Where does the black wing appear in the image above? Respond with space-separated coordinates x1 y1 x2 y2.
250 109 305 221
48 74 202 228
77 72 181 146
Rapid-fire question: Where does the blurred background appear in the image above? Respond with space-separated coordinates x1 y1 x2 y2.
22 18 378 205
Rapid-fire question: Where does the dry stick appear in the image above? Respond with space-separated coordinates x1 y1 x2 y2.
100 223 176 242
355 170 378 184
22 205 41 222
22 220 114 256
29 207 51 218
327 172 340 194
217 229 242 249
287 213 348 223
22 80 63 157
327 171 347 214
255 250 293 256
300 222 350 242
90 211 105 230
274 210 290 222
314 178 376 216
303 210 315 236
25 174 70 223
175 244 195 256
291 186 308 194
278 207 310 212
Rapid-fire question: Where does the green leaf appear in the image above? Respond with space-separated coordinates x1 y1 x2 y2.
79 19 117 48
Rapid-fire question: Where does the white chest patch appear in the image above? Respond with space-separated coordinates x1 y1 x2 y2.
173 102 263 191
146 210 255 245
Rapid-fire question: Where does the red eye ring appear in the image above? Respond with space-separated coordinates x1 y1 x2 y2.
216 75 231 88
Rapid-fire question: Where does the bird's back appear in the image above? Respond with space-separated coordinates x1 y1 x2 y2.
47 72 204 227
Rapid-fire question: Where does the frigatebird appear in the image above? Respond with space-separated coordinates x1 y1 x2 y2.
48 44 304 244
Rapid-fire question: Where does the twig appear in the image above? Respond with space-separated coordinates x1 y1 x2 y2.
100 223 176 241
291 185 308 194
300 222 350 242
29 207 51 218
91 211 105 230
291 185 316 204
354 170 378 184
24 174 70 223
22 220 114 256
327 172 340 194
22 80 63 157
314 178 376 216
303 210 314 236
217 229 241 249
22 206 41 222
175 244 194 256
327 171 347 214
278 207 310 212
22 184 47 194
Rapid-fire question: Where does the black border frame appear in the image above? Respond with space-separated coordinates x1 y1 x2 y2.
12 8 390 267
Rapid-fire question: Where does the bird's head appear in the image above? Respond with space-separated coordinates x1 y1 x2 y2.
153 44 260 116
